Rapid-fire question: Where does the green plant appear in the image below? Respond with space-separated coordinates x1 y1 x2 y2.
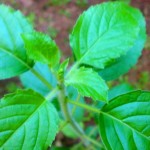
0 1 149 150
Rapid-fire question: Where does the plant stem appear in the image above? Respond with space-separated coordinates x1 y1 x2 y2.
58 94 80 131
68 99 101 114
58 84 88 146
36 61 102 147
30 68 53 90
58 86 84 135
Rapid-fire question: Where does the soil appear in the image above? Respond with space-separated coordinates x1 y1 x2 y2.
0 0 150 148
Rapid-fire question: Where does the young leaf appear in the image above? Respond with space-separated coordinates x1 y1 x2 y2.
65 67 108 102
58 58 69 75
70 2 140 69
99 5 146 81
99 91 150 150
22 31 60 67
0 89 59 149
0 5 34 79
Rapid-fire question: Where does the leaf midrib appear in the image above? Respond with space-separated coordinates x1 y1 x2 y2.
76 7 139 66
78 26 110 64
101 111 150 141
0 46 31 69
1 100 47 148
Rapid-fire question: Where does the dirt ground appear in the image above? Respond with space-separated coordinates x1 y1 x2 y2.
0 0 150 147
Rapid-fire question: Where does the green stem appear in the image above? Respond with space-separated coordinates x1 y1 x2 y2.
45 87 58 101
28 59 102 148
30 68 53 90
58 85 88 146
58 86 84 135
68 99 101 114
58 94 81 131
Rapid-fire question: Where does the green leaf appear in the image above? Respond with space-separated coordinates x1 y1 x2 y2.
65 67 108 101
99 5 146 80
22 31 60 66
20 62 57 96
0 5 34 79
0 89 59 149
99 91 150 150
58 58 69 74
70 2 140 69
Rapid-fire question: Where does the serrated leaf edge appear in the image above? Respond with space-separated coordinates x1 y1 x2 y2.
0 90 59 148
